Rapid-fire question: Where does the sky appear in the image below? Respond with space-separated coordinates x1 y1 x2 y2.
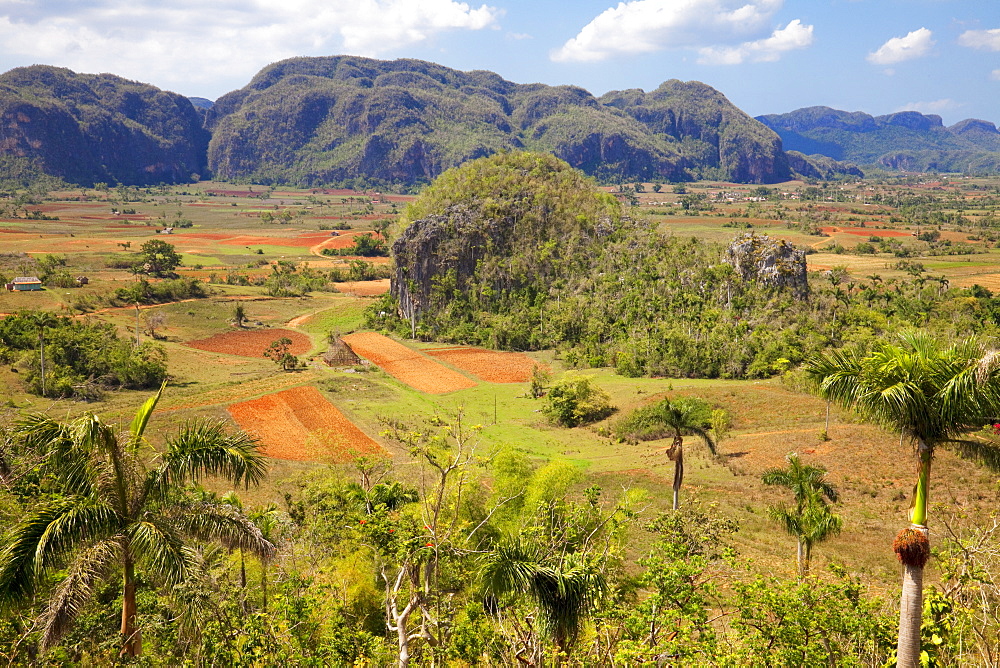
0 0 998 125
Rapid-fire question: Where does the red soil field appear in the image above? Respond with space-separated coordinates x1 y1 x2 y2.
342 332 477 394
423 346 544 383
335 279 390 296
186 328 311 358
820 226 911 237
170 230 377 249
228 385 386 462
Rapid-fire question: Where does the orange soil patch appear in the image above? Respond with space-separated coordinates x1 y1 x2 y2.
186 328 311 358
424 346 543 383
228 385 386 462
820 226 911 237
342 332 477 394
335 279 390 296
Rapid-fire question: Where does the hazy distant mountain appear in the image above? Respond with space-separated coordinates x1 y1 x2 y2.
0 66 209 186
205 55 793 187
757 106 1000 173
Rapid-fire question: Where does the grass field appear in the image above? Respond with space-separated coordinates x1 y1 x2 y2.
5 177 1000 591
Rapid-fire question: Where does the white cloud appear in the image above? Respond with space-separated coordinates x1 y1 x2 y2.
867 27 934 65
551 0 790 63
0 0 500 95
894 99 958 116
697 19 813 65
992 69 1000 81
958 28 1000 51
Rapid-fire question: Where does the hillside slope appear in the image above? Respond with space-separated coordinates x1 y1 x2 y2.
757 106 1000 172
0 66 209 186
205 55 792 187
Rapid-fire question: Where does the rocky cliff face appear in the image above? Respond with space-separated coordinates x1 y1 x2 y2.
725 233 808 299
207 55 792 187
0 66 208 186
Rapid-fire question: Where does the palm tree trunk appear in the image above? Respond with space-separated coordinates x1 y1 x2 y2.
896 556 924 668
121 552 141 657
898 442 932 667
796 539 804 578
261 563 268 611
671 447 683 511
38 331 45 398
802 541 811 579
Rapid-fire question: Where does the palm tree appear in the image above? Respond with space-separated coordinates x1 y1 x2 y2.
660 398 716 510
0 384 275 657
481 540 606 662
762 454 841 578
30 311 59 397
805 332 1000 668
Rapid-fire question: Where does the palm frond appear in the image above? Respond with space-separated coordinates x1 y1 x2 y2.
129 381 166 444
171 501 276 561
160 421 267 489
0 498 119 608
949 438 1000 473
34 498 123 573
12 414 96 497
532 555 606 650
481 539 542 599
41 538 121 649
127 518 193 587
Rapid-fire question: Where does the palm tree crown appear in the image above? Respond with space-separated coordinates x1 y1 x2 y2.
0 384 275 656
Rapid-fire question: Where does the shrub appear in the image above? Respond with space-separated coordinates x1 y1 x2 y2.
543 375 615 427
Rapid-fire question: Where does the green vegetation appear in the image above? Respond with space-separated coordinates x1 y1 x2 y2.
379 153 1000 381
207 56 789 188
321 233 388 257
7 172 1000 665
0 65 207 187
0 385 272 657
542 374 615 427
137 240 183 276
0 311 166 398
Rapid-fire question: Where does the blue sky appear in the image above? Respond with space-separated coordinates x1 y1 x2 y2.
0 0 998 125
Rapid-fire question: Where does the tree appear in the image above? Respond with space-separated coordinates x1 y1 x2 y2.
617 397 716 510
805 332 1000 667
142 310 167 340
543 375 614 427
762 454 842 578
0 384 274 657
29 311 59 398
138 239 182 275
233 302 247 328
264 337 298 371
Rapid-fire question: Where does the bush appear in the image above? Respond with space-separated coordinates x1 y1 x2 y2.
543 375 615 427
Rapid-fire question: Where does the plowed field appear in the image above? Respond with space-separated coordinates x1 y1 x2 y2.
335 279 390 296
341 332 477 394
228 385 386 461
186 328 311 358
424 346 543 383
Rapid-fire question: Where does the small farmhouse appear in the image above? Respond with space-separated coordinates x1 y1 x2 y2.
8 276 43 291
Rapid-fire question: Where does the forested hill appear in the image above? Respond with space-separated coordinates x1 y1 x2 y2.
0 66 209 187
757 106 1000 173
204 55 795 188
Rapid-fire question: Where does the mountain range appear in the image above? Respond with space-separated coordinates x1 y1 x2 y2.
0 56 998 188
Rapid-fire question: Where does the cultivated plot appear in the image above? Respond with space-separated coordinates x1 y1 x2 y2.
227 385 386 462
342 331 478 394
